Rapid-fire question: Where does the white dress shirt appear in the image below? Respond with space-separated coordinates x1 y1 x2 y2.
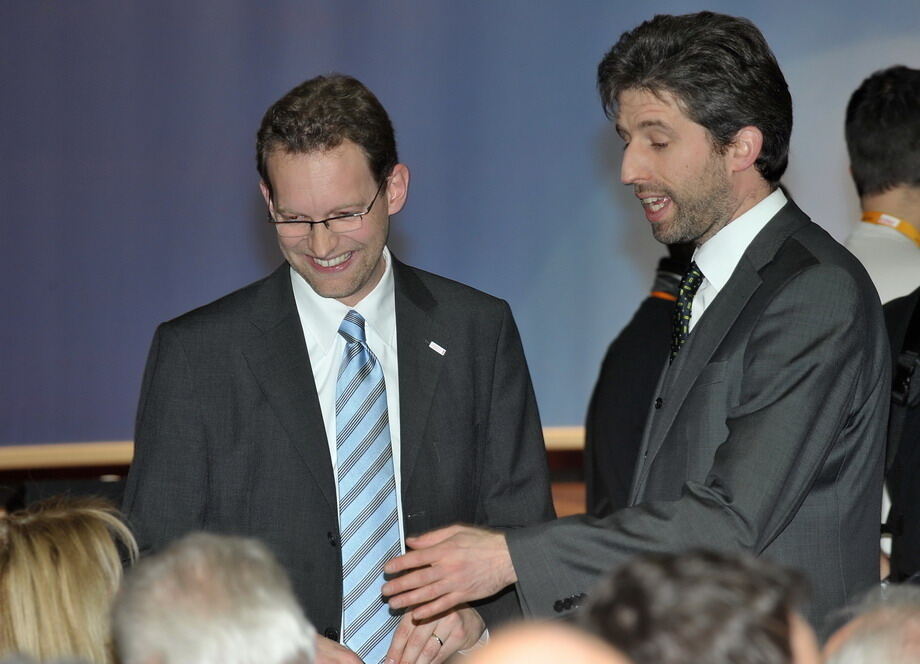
689 188 788 331
846 220 920 304
290 246 405 549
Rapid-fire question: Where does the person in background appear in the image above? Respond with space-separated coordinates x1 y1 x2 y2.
468 622 632 664
586 244 691 516
0 496 137 664
880 288 920 583
844 65 920 305
823 585 920 663
112 533 315 664
580 550 820 664
843 65 920 582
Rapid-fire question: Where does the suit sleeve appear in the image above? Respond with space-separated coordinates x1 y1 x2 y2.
122 323 209 553
472 301 556 625
584 372 614 518
478 301 555 525
507 263 885 616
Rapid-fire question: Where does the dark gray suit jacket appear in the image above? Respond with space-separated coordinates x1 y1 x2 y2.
123 258 555 638
507 201 888 631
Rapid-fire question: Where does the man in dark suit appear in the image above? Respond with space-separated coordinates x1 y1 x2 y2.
585 245 690 516
122 74 554 664
382 12 889 634
882 287 920 583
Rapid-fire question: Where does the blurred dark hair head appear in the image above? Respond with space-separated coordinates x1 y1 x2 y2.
581 549 806 664
845 65 920 197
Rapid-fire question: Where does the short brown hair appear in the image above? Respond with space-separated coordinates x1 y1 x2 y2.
256 74 397 192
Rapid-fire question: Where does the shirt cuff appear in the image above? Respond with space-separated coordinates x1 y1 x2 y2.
457 627 490 655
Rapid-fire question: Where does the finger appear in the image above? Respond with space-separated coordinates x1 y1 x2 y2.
385 547 440 575
384 613 415 664
383 566 445 600
401 617 439 664
410 593 467 621
428 618 458 664
387 577 453 610
404 524 464 549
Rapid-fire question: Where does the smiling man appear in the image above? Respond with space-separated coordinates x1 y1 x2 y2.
383 12 889 634
122 74 554 664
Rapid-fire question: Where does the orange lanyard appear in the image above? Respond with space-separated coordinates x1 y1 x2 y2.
861 211 920 248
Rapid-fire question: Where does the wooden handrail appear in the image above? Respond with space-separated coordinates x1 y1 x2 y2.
0 427 585 470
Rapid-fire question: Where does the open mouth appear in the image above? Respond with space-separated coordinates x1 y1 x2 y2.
640 196 670 212
313 252 352 268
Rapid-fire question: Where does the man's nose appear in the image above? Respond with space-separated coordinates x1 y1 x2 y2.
620 144 647 186
308 223 339 257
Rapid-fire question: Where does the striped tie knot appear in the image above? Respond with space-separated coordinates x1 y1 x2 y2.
339 309 367 346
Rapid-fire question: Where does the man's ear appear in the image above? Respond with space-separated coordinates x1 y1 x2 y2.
728 126 764 174
259 180 272 210
386 163 410 215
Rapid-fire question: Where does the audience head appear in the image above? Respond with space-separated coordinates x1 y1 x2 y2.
0 655 90 664
597 11 792 186
468 622 631 664
824 584 920 663
0 496 137 664
845 65 920 198
580 549 818 664
112 532 315 664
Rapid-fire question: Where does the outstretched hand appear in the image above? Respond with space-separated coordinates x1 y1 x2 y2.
382 524 517 620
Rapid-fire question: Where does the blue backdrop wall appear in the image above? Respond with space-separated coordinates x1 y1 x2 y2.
2 1 919 444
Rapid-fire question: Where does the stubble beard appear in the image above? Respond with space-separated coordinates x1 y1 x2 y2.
651 156 736 247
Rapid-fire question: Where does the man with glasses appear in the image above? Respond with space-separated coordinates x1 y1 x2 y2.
122 74 554 664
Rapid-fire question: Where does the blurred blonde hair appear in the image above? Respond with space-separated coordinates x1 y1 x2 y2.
0 495 138 664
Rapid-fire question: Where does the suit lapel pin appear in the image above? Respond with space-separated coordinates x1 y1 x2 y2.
428 341 446 356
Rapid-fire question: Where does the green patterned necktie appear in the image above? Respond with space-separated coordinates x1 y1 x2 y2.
670 261 704 363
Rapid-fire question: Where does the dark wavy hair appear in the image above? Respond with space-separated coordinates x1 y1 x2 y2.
256 74 397 192
845 65 920 197
581 549 806 664
598 12 792 185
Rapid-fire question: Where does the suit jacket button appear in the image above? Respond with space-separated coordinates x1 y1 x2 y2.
553 600 564 613
654 397 663 409
324 627 339 641
563 597 573 609
327 531 338 547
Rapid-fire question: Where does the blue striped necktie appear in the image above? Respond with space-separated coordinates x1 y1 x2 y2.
336 310 401 663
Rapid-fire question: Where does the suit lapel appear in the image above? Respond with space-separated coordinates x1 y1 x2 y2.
633 201 811 496
392 260 450 491
242 264 337 513
636 260 762 488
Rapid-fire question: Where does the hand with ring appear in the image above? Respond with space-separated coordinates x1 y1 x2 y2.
384 604 484 664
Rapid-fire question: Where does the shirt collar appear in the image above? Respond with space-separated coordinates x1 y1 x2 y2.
290 246 396 358
694 188 787 291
